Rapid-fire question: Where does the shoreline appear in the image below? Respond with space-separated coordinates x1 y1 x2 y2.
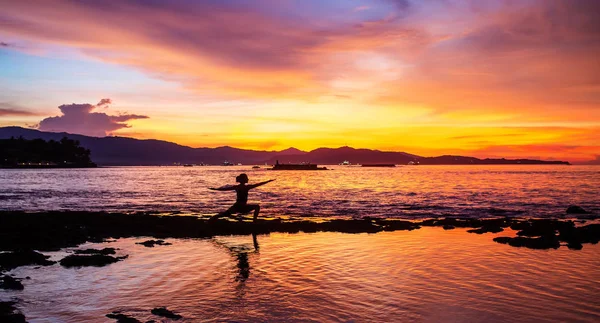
1 211 599 322
1 211 598 256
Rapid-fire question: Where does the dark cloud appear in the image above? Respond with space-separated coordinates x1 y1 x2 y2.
0 108 35 116
37 99 148 137
97 98 112 106
0 103 36 116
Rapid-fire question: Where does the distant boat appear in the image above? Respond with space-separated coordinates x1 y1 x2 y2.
270 160 327 170
339 160 351 166
407 161 419 165
223 161 234 166
252 165 260 169
183 164 193 167
361 164 395 167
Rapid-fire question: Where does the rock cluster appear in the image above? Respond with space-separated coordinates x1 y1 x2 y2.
0 275 24 290
136 240 172 248
0 249 55 271
0 301 26 323
60 254 128 268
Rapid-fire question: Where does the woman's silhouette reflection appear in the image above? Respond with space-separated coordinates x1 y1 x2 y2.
212 233 260 285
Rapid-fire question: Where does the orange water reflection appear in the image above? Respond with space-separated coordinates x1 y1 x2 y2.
1 165 599 218
2 228 599 322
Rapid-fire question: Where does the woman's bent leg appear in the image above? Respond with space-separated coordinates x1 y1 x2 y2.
251 204 260 221
209 208 233 221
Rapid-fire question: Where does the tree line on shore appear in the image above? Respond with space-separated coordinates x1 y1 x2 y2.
0 137 96 168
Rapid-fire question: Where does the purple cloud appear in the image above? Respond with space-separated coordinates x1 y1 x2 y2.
37 99 148 137
97 98 112 106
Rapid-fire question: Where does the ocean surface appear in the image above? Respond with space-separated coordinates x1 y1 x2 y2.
3 229 599 322
2 166 600 322
0 165 598 218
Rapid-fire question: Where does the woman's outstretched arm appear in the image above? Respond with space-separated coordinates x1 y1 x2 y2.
248 179 275 189
209 184 238 191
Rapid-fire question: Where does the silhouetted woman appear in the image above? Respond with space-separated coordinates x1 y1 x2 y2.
209 174 274 221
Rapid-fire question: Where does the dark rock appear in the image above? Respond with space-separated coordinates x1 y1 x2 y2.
0 211 598 254
517 226 555 237
566 205 589 214
493 235 560 249
136 240 172 248
0 275 24 290
421 218 513 231
60 254 128 268
0 301 27 323
374 219 420 232
151 307 182 320
575 223 600 244
106 312 142 323
515 220 570 237
467 225 504 234
443 225 455 230
0 249 55 271
509 221 531 231
322 219 382 234
567 241 583 250
74 248 117 255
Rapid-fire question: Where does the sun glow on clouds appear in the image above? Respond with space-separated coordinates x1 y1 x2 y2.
0 0 599 162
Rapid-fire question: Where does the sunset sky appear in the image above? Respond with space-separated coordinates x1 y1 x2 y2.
0 0 599 162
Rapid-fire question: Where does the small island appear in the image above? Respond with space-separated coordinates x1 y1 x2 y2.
0 137 97 168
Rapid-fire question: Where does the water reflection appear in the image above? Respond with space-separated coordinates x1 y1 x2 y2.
3 229 600 322
212 232 260 301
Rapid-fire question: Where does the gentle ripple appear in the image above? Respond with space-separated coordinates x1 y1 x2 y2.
1 229 599 322
0 165 598 218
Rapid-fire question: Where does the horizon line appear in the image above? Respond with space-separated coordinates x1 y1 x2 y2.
1 126 593 164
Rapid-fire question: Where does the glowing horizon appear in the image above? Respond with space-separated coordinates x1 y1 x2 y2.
1 0 599 163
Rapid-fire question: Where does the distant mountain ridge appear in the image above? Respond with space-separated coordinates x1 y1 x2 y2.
0 127 570 165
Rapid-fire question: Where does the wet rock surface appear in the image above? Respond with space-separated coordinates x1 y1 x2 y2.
60 254 128 268
494 220 600 250
0 211 598 259
106 311 142 323
0 249 55 271
151 307 182 320
0 275 24 290
467 225 504 234
0 301 27 323
493 235 561 250
74 247 117 255
136 240 172 248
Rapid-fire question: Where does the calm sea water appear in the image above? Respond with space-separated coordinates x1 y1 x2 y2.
2 229 599 322
0 165 598 218
2 166 599 322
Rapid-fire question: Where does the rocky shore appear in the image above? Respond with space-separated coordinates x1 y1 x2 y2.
1 210 599 322
0 211 598 255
